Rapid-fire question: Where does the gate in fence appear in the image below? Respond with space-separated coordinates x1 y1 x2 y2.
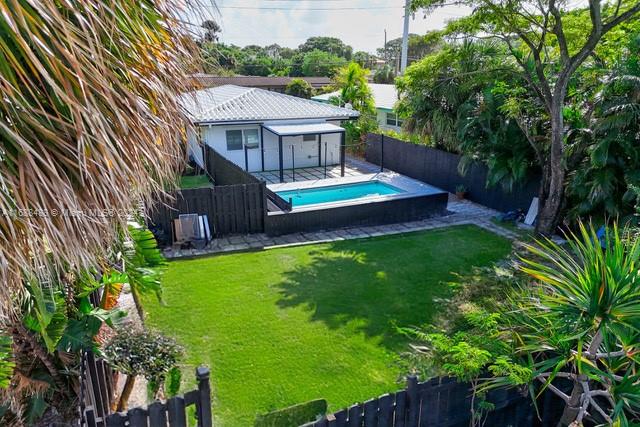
83 367 212 427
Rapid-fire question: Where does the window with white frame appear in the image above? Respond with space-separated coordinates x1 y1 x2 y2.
244 129 260 148
226 129 260 151
386 112 402 127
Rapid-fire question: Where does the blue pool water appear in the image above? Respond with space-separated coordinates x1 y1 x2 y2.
277 181 404 207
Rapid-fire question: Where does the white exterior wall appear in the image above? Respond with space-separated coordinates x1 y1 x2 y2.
187 128 204 167
199 120 342 173
200 124 263 172
377 109 401 132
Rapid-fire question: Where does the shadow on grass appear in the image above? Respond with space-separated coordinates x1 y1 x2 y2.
276 228 508 351
278 242 451 350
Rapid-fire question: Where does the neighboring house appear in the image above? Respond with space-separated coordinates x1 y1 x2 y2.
311 83 403 131
190 75 332 93
180 85 359 182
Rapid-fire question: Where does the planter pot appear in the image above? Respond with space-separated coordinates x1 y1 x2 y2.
456 191 466 200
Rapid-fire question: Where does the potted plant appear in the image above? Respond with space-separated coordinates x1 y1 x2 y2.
455 184 467 199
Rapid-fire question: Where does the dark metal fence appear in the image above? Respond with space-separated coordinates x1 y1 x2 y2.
365 134 540 213
304 375 563 427
148 185 266 239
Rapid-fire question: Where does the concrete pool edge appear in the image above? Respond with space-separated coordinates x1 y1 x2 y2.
267 172 446 213
264 173 449 236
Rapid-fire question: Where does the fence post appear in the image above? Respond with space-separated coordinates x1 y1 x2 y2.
380 134 384 172
324 142 328 178
196 366 213 427
291 145 295 182
244 145 249 172
406 375 419 427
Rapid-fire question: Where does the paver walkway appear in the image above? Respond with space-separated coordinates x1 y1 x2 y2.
163 194 521 259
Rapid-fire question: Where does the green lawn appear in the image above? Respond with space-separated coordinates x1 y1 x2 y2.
179 174 212 189
145 225 511 426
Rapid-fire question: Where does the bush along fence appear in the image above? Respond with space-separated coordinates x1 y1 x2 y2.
365 133 540 213
304 375 564 427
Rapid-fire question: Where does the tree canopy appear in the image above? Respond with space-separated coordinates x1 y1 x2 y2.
407 0 640 232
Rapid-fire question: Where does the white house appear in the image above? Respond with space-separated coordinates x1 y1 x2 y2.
181 85 359 183
311 84 403 131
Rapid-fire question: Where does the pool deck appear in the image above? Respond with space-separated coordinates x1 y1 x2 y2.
163 194 521 259
267 172 446 213
252 155 379 184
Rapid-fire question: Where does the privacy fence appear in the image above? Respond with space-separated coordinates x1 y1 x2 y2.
365 134 540 213
148 185 266 240
304 375 564 427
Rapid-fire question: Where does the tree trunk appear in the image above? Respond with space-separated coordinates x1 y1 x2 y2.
116 375 136 412
557 375 587 427
535 102 566 235
131 287 145 325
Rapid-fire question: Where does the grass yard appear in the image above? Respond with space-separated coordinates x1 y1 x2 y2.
145 225 511 426
179 174 212 189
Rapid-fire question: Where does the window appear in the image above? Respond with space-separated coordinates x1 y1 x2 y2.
244 129 260 149
386 112 399 127
397 117 404 127
226 129 260 150
225 130 243 151
302 134 317 142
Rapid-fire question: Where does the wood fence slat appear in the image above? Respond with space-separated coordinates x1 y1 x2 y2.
363 399 378 426
148 401 167 427
167 396 187 427
406 376 419 427
333 409 348 427
105 412 127 427
377 394 394 427
347 404 362 427
394 391 407 427
128 407 149 427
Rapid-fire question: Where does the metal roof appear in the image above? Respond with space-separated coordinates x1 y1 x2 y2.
180 85 359 124
312 84 399 111
263 122 344 136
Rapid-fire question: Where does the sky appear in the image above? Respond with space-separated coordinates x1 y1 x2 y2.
187 0 472 53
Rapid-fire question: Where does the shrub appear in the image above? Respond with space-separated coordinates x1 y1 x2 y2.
104 329 182 409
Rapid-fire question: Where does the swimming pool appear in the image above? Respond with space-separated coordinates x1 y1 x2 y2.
276 181 404 207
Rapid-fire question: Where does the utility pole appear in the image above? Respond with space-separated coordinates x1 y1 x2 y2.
400 0 410 73
384 29 387 63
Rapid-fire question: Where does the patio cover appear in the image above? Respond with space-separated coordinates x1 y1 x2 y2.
263 122 344 136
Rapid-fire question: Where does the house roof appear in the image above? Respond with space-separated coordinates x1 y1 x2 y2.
264 122 344 136
180 85 360 124
312 84 399 111
191 74 332 89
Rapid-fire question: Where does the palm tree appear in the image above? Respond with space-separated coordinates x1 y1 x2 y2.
0 0 197 313
502 223 640 425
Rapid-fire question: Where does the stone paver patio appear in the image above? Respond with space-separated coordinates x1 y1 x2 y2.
163 194 522 259
251 155 380 184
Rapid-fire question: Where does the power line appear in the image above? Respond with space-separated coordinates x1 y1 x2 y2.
211 5 404 11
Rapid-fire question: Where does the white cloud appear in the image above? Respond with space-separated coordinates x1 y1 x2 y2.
194 0 471 53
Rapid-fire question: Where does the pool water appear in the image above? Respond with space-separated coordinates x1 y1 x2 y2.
277 181 404 207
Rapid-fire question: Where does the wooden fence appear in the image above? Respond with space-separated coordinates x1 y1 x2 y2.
365 133 540 213
148 184 266 239
82 367 212 427
205 145 261 186
303 375 563 427
80 350 118 427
